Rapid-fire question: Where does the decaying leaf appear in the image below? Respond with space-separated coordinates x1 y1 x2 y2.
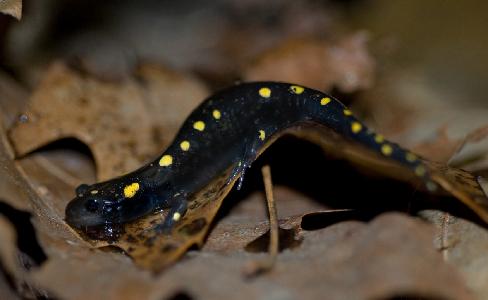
411 124 488 168
0 0 22 20
9 62 207 181
154 213 474 300
0 71 29 128
2 1 488 299
113 167 237 271
8 63 488 272
244 32 374 92
72 122 488 272
2 61 487 297
421 209 488 300
8 63 152 181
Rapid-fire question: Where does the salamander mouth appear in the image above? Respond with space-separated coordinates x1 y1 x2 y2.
65 201 122 241
65 197 126 241
81 222 124 241
65 198 105 228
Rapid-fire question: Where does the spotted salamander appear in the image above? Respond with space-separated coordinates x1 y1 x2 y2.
65 82 436 233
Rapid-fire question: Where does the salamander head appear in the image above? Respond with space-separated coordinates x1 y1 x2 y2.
65 179 155 234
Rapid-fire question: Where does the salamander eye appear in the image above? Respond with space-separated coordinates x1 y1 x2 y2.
76 184 89 195
84 199 99 213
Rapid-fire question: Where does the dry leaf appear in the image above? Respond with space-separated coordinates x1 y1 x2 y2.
2 63 487 298
0 0 22 20
421 210 488 300
9 62 208 181
61 122 488 271
244 32 374 92
2 2 488 299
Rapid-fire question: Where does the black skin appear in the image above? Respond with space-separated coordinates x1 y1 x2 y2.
65 82 432 235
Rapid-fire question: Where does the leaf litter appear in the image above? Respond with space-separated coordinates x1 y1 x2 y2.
2 2 488 297
355 63 488 300
0 60 486 299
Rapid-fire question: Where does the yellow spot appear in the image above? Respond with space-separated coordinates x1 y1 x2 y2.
351 122 362 134
259 87 271 98
374 134 384 143
320 97 331 106
159 154 173 167
212 109 221 119
415 165 426 177
343 109 352 116
381 144 393 156
259 129 266 141
172 212 181 221
193 121 205 131
180 140 190 151
124 183 140 198
90 190 98 195
290 85 304 94
406 152 417 162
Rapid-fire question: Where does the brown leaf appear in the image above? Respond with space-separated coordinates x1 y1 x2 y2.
289 213 473 300
135 64 209 148
449 125 488 172
0 215 27 299
0 71 29 129
113 166 237 271
9 62 153 181
412 125 463 163
0 0 22 20
412 124 488 167
289 125 488 223
244 32 375 92
0 93 88 298
9 62 208 181
74 123 488 272
421 210 488 300
0 216 19 281
150 213 472 300
2 62 487 298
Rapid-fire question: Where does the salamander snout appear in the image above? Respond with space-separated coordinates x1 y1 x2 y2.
65 196 112 229
65 180 158 235
65 183 122 230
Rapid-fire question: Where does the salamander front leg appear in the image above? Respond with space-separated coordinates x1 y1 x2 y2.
227 161 251 190
226 139 259 190
157 196 188 234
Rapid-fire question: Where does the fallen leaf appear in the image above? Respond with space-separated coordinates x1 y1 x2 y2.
244 32 374 92
2 2 488 299
355 61 488 300
152 213 473 300
0 70 29 128
0 216 20 285
9 62 208 181
65 122 488 272
2 63 487 298
9 62 153 181
421 210 488 300
135 64 208 148
0 0 22 20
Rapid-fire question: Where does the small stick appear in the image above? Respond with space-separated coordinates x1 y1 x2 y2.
243 165 279 277
262 165 279 261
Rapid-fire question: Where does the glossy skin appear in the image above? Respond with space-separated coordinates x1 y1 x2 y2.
65 82 434 233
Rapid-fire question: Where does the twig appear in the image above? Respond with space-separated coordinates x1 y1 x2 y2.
263 165 279 261
243 165 279 277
